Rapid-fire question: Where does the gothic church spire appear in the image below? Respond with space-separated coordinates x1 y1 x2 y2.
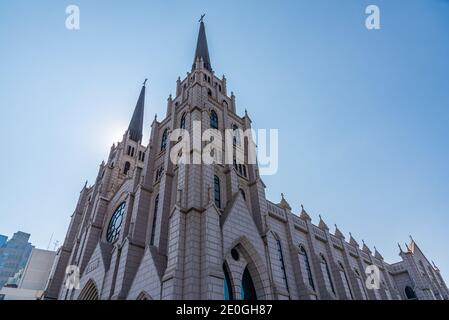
128 79 147 142
193 15 212 72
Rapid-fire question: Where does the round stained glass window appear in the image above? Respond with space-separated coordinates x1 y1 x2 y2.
106 202 126 243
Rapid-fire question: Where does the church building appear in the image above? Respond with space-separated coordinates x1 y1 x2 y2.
44 20 448 300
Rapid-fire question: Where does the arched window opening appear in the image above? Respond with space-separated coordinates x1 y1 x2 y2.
232 124 240 146
161 129 168 151
338 262 354 299
405 286 417 300
214 175 221 208
207 88 212 96
150 194 159 245
78 280 99 300
276 238 289 293
223 263 234 300
239 189 246 201
123 161 131 175
136 292 150 300
241 267 257 300
106 202 126 243
180 112 186 129
320 254 336 295
233 157 238 171
299 245 315 290
354 268 368 300
210 110 218 129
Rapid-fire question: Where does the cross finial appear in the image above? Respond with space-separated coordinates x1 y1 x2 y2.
199 14 205 23
143 78 148 86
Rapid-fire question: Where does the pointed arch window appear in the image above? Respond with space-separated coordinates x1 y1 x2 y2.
338 261 354 299
299 245 315 290
214 175 221 208
239 188 246 201
223 263 234 300
354 268 368 300
161 129 168 151
276 238 289 293
232 124 240 146
180 113 186 129
210 110 218 129
106 202 126 243
320 254 336 295
241 267 257 300
405 286 417 300
150 194 159 245
123 161 131 175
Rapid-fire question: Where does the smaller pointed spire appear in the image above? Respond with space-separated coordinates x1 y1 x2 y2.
362 240 371 254
334 224 345 239
349 232 359 247
300 204 311 220
318 215 329 230
431 260 440 271
405 242 411 252
278 193 291 211
398 243 403 253
374 246 383 260
128 79 147 142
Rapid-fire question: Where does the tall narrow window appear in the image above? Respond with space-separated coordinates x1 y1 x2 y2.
276 238 289 293
241 267 257 300
320 254 335 295
405 286 417 300
338 262 353 299
239 189 246 201
299 245 315 290
232 124 240 146
180 113 186 129
210 110 218 129
161 129 168 151
150 194 159 245
354 268 368 300
214 175 221 208
123 161 131 175
223 263 233 300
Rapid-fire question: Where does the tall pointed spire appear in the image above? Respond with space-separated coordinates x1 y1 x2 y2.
193 15 212 72
128 79 147 142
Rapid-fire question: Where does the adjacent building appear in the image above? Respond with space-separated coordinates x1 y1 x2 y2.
0 248 56 300
0 231 33 288
0 235 7 247
44 20 448 300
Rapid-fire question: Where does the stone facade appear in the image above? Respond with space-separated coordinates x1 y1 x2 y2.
44 21 448 301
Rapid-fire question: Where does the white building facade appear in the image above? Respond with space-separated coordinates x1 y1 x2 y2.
44 20 448 301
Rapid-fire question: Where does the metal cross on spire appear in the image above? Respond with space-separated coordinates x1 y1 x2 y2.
199 14 205 23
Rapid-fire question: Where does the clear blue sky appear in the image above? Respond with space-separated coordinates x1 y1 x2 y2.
0 0 448 280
